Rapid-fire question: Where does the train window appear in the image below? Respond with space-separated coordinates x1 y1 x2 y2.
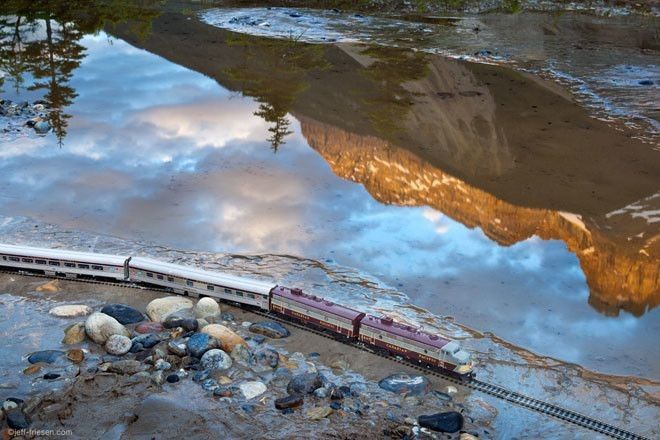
378 335 383 339
424 349 428 354
146 273 154 278
22 258 33 263
207 285 214 291
157 275 164 280
235 291 243 297
48 261 60 266
36 260 47 265
64 262 75 268
1 256 5 260
247 293 254 299
8 257 20 262
167 277 174 282
78 263 89 269
92 265 103 271
224 288 231 294
186 280 194 287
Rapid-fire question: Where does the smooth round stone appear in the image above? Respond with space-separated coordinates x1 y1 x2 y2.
200 349 232 372
202 325 246 352
135 322 164 334
166 374 180 383
105 335 132 356
66 349 85 364
101 304 145 325
107 360 142 375
85 312 130 345
23 365 42 375
145 297 193 323
27 350 65 364
62 322 86 344
287 372 324 395
330 401 342 410
194 297 220 319
49 304 92 318
249 321 290 339
239 381 267 400
418 412 464 433
186 333 218 358
275 394 303 410
163 315 198 332
167 340 188 357
378 373 430 396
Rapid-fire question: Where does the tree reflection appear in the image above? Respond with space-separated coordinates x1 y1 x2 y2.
0 1 160 146
225 33 329 152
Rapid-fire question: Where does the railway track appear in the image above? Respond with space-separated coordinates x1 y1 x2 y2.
0 269 651 440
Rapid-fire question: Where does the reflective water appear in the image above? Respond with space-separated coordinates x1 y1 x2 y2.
0 7 658 384
202 7 660 142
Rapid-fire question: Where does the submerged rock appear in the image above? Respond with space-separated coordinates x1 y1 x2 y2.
202 324 246 352
194 297 220 319
49 304 92 318
146 297 193 322
62 322 86 345
187 333 218 358
249 321 290 339
105 335 132 356
418 411 464 433
101 304 145 324
5 408 29 429
378 373 429 396
200 349 232 371
66 349 85 364
275 394 303 410
287 372 324 395
107 360 142 375
239 381 267 400
27 350 65 364
306 406 333 420
85 312 130 345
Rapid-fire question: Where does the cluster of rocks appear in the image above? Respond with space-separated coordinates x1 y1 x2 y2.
3 294 487 438
0 99 52 137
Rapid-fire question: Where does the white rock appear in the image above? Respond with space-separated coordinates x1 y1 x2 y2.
239 381 267 400
446 385 458 395
85 312 130 345
200 349 232 371
145 296 193 322
194 297 220 319
49 304 92 318
105 334 132 355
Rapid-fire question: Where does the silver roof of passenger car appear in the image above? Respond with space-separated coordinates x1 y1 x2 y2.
129 256 274 295
0 243 127 266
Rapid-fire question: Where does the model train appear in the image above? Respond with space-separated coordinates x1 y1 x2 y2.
0 243 474 377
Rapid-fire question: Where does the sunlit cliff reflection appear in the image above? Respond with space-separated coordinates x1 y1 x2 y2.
300 115 659 316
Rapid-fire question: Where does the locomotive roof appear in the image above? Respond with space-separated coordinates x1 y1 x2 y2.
361 314 451 349
0 243 128 266
272 286 365 321
130 257 274 295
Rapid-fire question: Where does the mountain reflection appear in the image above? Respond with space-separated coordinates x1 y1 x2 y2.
114 13 659 316
0 1 159 145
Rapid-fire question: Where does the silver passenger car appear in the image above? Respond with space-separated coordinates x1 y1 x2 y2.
128 257 274 310
0 243 127 280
